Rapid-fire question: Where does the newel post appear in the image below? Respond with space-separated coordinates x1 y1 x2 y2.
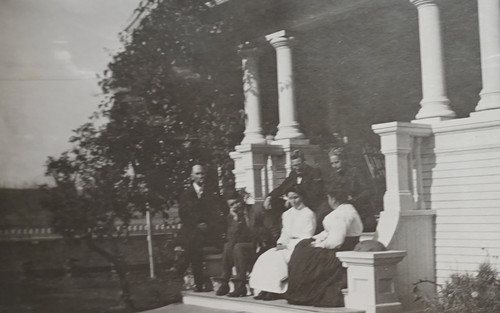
337 251 407 313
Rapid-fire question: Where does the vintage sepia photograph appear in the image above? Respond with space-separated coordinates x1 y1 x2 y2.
1 0 499 312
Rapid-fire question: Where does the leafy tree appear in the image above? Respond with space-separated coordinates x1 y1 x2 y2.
41 0 246 310
98 0 245 198
42 124 138 310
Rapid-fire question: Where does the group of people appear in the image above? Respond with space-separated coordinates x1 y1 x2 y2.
172 147 374 307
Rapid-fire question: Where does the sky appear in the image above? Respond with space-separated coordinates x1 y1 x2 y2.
0 0 141 188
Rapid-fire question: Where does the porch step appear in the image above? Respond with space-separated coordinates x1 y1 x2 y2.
141 303 239 313
182 291 365 313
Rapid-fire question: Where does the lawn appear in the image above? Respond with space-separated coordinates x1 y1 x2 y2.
0 269 183 313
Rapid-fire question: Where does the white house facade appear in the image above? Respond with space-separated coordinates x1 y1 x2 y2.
182 1 500 312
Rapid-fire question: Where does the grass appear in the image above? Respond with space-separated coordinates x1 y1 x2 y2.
0 268 184 313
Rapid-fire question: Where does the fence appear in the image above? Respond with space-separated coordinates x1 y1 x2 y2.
0 223 182 276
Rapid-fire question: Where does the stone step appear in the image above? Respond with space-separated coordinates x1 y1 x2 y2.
142 303 239 313
182 291 365 313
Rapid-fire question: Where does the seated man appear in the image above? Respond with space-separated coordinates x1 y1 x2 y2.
216 190 267 297
263 149 328 234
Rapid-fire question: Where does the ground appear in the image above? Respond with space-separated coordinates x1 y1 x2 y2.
0 269 184 313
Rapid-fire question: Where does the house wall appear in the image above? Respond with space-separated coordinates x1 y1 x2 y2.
421 112 500 284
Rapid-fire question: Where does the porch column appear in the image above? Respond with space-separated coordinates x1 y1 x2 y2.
372 122 435 311
266 30 305 140
238 43 266 144
337 251 406 313
373 123 416 214
411 0 455 121
475 0 500 111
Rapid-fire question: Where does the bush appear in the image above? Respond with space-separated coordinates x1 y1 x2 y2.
414 263 500 313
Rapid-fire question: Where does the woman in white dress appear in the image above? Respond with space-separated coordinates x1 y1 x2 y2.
249 185 316 301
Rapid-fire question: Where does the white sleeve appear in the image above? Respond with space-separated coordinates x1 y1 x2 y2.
313 230 328 241
277 211 289 245
296 210 316 239
316 213 347 249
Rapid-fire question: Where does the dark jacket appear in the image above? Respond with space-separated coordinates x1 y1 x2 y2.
268 163 326 210
326 166 375 231
326 166 372 213
177 185 226 248
226 209 254 245
226 205 278 253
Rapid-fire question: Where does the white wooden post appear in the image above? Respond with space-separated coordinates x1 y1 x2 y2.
337 251 406 313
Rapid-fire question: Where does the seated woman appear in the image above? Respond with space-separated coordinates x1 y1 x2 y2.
249 185 316 301
327 147 376 232
286 187 363 307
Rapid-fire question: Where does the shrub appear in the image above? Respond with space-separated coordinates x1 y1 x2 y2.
414 263 500 313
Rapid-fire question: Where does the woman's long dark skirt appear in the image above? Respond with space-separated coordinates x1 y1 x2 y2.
286 237 359 307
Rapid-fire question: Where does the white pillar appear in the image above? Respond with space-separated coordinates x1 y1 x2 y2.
145 209 155 279
337 251 406 313
373 123 416 213
371 122 432 245
266 30 305 140
475 0 500 111
238 43 266 144
411 0 455 121
371 122 435 311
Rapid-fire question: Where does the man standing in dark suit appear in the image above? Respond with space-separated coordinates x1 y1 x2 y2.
216 190 272 297
263 150 328 233
175 164 225 292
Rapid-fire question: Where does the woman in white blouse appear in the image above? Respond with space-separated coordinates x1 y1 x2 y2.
249 185 316 301
286 187 363 307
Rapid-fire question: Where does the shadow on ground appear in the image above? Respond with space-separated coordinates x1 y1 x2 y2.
0 269 183 313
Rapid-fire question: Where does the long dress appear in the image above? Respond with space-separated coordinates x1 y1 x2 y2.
286 203 363 307
249 206 316 294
